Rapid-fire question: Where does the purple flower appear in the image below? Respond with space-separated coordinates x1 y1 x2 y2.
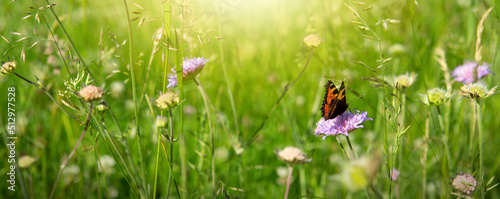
315 110 372 139
167 57 209 88
390 169 400 181
451 61 492 83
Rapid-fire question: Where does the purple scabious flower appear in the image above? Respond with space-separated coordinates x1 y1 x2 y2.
315 110 372 139
167 57 209 88
451 61 492 83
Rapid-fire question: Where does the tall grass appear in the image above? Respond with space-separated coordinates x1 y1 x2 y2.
1 0 499 198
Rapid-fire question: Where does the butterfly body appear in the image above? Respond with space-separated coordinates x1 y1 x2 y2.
320 81 348 120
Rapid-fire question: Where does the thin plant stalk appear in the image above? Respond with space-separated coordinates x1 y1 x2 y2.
284 166 293 199
173 10 186 198
166 109 176 198
398 92 406 198
469 100 476 165
153 127 161 199
194 79 216 197
345 136 357 159
336 136 349 160
422 117 429 199
49 102 93 199
214 2 240 134
476 99 484 198
120 0 147 197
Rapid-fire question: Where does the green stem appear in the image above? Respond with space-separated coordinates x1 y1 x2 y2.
436 107 452 177
174 9 186 198
345 136 357 159
194 79 216 197
166 109 174 198
153 129 161 199
49 102 93 199
476 99 484 198
120 0 146 196
336 136 349 160
470 100 476 166
214 1 240 134
422 116 429 199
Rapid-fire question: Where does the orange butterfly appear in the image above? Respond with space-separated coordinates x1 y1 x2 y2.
320 80 348 120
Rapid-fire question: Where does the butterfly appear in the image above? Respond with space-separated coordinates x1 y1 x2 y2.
320 80 348 120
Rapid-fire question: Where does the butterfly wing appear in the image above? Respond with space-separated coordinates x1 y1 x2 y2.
321 81 348 120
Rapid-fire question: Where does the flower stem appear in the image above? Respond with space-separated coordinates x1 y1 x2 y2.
153 129 161 199
336 136 349 160
284 166 293 199
346 136 357 159
422 116 429 199
166 109 180 198
214 2 240 134
49 102 93 199
469 100 476 165
120 0 146 197
476 99 484 198
194 79 216 197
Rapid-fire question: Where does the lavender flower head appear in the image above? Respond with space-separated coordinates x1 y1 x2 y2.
315 110 372 139
167 57 209 88
451 61 492 83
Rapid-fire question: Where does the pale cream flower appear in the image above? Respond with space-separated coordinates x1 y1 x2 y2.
303 34 323 48
276 147 311 165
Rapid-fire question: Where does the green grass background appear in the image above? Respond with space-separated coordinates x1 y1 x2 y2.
1 0 500 198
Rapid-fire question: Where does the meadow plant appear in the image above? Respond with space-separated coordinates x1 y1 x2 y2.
451 61 492 83
2 1 500 198
420 88 451 106
1 61 17 75
459 83 497 99
167 57 209 88
314 110 372 139
451 173 477 198
391 72 417 90
276 147 310 199
155 91 181 110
